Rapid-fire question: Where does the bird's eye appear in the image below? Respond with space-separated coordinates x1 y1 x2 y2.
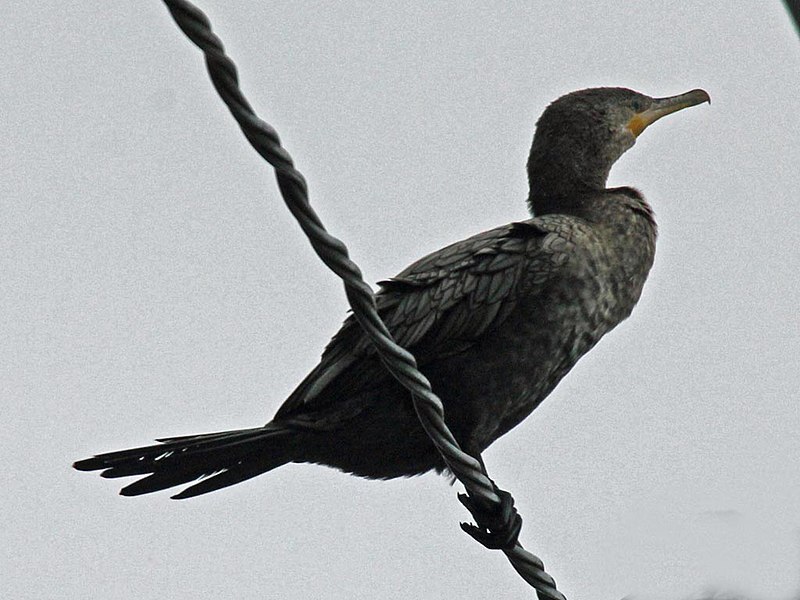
631 100 643 112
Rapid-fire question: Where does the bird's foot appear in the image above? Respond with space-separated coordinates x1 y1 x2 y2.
458 486 522 550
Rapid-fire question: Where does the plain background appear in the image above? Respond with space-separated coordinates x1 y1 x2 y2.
3 2 799 599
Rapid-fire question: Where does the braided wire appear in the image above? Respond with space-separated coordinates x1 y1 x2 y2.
160 2 566 598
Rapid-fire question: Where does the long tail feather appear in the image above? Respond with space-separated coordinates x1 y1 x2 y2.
73 424 297 498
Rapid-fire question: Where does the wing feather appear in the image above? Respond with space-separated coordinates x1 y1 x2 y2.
274 219 553 421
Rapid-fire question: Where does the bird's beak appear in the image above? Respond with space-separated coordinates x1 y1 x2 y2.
627 89 710 137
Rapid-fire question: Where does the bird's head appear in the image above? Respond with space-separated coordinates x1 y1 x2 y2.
527 87 710 209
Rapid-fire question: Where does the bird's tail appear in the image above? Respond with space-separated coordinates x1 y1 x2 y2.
73 424 297 499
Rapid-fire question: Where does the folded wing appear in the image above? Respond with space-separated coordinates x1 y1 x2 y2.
274 220 556 421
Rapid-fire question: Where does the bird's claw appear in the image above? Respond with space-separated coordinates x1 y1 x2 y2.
458 487 522 550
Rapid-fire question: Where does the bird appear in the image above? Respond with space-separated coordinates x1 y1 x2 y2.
74 87 710 500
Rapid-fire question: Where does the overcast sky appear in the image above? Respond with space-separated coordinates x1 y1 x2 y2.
3 3 799 599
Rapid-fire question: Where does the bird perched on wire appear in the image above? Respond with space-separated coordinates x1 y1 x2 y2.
74 87 709 499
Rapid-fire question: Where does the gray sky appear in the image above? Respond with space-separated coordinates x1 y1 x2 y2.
3 2 799 599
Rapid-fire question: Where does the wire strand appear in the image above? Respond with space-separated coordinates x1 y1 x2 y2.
160 2 566 597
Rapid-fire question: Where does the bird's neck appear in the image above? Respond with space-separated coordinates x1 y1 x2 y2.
526 153 612 215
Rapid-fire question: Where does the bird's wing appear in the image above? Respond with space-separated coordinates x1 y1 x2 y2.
274 219 559 421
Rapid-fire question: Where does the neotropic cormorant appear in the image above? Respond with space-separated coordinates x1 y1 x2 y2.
74 87 710 499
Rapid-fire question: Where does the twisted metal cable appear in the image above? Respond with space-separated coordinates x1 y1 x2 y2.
160 2 565 598
785 0 800 34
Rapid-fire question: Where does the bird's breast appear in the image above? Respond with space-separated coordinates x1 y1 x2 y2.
471 207 656 448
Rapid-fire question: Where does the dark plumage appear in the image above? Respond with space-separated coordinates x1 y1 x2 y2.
74 87 709 499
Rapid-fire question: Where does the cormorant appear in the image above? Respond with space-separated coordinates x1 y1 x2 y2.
74 87 710 499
